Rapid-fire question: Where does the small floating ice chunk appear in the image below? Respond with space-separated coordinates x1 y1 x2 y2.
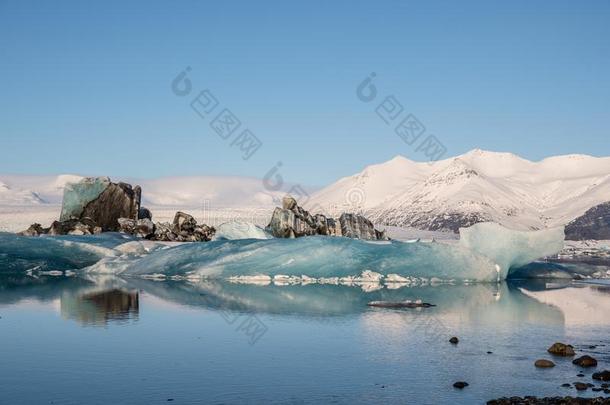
215 221 272 240
385 274 410 283
228 275 272 286
273 274 301 286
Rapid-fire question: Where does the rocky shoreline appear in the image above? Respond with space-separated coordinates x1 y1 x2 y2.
484 342 610 403
488 397 610 404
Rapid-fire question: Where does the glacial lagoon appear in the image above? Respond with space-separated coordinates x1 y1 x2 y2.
1 275 609 404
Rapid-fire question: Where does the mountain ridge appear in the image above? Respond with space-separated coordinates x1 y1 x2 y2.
305 149 610 232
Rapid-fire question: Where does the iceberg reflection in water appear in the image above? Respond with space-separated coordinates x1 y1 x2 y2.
61 288 139 326
3 275 606 326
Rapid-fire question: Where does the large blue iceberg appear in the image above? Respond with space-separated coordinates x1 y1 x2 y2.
0 223 566 282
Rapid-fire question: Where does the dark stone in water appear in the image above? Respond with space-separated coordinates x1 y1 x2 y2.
449 337 459 344
577 373 585 377
453 381 468 389
561 383 571 387
574 382 588 391
534 359 555 368
487 351 493 354
593 371 610 381
573 355 598 368
547 342 575 357
367 301 435 309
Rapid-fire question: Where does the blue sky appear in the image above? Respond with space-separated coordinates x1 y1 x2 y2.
1 0 609 186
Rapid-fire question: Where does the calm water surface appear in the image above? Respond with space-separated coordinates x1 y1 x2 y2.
1 276 610 404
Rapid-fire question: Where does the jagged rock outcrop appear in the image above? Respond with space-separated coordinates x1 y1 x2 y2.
118 211 215 242
154 211 215 242
565 202 610 240
267 195 387 240
20 177 141 236
19 218 102 236
339 213 386 240
48 218 102 236
18 178 215 242
60 177 141 232
118 218 155 239
18 223 47 236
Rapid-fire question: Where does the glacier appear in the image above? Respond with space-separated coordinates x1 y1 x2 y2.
0 222 566 282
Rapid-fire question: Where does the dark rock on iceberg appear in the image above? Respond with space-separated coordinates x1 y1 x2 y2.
565 201 610 240
60 177 141 232
118 211 215 242
19 218 102 236
138 207 153 220
119 211 215 242
18 223 47 236
118 218 155 239
266 195 387 240
48 218 101 236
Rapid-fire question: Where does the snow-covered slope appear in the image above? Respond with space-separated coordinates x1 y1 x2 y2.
0 174 84 204
306 149 610 232
0 181 47 205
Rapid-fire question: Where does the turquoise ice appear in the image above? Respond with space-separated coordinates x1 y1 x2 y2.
59 176 110 221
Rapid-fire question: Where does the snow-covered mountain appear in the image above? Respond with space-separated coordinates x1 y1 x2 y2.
305 149 610 232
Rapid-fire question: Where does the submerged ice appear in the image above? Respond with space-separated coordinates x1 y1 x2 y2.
1 222 566 283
